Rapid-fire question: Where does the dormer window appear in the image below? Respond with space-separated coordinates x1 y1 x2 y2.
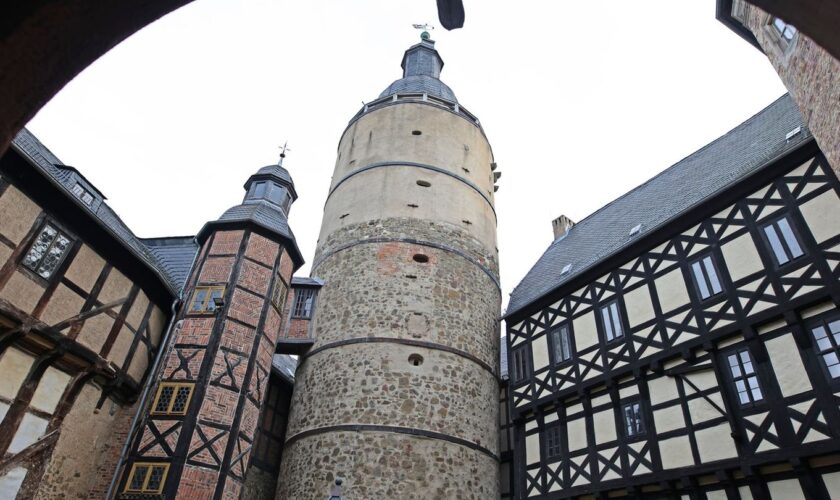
71 182 95 206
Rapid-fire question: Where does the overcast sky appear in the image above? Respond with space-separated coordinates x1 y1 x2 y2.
27 0 786 310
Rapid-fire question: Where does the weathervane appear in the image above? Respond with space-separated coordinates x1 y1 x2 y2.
412 23 435 40
277 141 291 167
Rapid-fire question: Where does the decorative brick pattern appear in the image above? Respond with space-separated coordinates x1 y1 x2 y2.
175 317 216 346
209 230 244 256
198 256 235 284
176 465 218 499
244 233 279 266
238 259 272 296
228 288 263 328
199 386 241 427
219 321 256 355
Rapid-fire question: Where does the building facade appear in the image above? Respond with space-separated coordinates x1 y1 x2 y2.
277 34 503 498
504 96 840 498
717 0 839 172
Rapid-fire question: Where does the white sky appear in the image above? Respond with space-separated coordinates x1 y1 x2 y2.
27 0 786 310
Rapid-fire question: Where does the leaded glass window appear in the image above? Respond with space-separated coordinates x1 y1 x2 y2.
125 463 169 494
151 383 194 415
22 223 73 279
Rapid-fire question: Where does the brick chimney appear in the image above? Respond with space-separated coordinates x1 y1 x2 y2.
552 215 575 240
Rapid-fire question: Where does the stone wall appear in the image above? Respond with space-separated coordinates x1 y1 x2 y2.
742 4 840 171
277 430 499 499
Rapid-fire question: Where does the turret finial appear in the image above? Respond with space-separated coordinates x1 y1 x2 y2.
412 23 435 41
277 141 291 167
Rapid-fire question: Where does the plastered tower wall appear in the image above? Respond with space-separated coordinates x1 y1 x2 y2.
278 38 501 498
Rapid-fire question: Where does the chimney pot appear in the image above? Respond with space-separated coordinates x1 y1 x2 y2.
552 215 575 241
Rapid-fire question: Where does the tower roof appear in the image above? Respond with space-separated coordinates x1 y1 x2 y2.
379 38 458 103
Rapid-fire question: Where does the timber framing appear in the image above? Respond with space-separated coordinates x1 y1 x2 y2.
506 141 840 497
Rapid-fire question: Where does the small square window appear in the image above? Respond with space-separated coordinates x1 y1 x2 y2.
548 324 573 364
599 300 624 342
543 425 563 459
189 286 225 314
771 17 797 41
22 223 74 280
622 401 646 437
124 462 169 494
727 349 764 406
151 382 194 416
762 215 804 266
810 315 840 381
690 254 724 300
292 288 316 319
511 345 531 383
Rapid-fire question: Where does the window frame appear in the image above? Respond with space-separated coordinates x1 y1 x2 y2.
271 276 289 312
124 462 170 494
724 348 765 408
620 399 647 440
510 344 532 385
598 300 625 344
150 382 195 416
291 287 316 319
542 423 563 460
547 323 574 366
766 15 798 53
188 285 225 315
20 220 75 282
807 312 840 386
689 252 725 301
760 214 806 268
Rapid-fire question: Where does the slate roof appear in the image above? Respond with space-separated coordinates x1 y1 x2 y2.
379 38 458 103
379 75 458 103
11 129 182 294
291 276 324 287
507 94 811 317
141 237 199 291
272 354 298 384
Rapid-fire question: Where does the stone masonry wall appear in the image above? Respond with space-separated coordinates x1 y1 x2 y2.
310 234 500 369
276 430 499 499
743 4 840 171
287 343 498 448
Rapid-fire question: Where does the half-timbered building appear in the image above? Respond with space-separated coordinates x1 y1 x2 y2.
504 94 840 499
0 129 321 499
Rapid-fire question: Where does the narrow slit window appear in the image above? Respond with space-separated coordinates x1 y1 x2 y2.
292 288 316 318
810 316 840 380
544 425 562 459
124 463 169 494
22 223 73 280
511 345 531 383
271 277 288 311
691 254 724 299
727 349 763 405
762 216 804 266
189 286 225 313
549 324 573 364
600 301 624 342
622 401 645 437
151 382 194 416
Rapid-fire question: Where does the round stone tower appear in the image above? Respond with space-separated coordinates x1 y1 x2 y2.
277 36 501 498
